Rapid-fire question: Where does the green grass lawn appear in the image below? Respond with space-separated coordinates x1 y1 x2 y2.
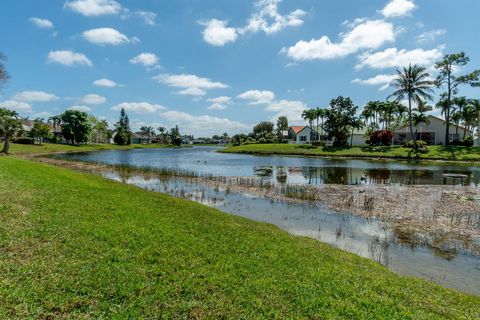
221 143 480 162
0 156 478 318
1 142 171 156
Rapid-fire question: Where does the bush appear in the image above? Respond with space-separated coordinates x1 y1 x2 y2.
114 131 132 145
369 130 393 146
12 137 34 144
403 140 428 152
450 137 474 147
312 141 326 147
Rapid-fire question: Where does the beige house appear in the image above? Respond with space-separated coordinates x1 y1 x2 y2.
393 115 472 145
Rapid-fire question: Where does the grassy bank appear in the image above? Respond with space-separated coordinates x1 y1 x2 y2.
1 142 171 156
221 143 480 162
0 157 478 318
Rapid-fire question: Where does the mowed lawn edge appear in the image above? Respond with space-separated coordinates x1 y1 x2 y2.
0 156 478 319
220 143 480 162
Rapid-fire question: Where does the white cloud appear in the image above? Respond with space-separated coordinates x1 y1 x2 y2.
0 100 33 113
136 11 157 26
12 91 59 102
130 53 159 67
68 105 92 112
111 102 167 114
47 50 92 66
265 99 306 122
352 74 396 91
201 19 238 46
93 78 119 87
82 28 132 45
382 0 416 18
201 0 305 46
237 90 275 104
64 0 122 16
357 47 444 69
154 73 228 96
282 19 395 61
240 0 306 35
207 96 231 110
417 29 446 43
29 17 54 29
80 94 106 105
160 110 249 136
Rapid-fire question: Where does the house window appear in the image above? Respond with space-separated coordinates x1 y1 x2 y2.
449 133 460 142
300 136 307 142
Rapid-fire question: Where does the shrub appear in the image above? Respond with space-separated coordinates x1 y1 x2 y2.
450 137 474 147
12 137 34 144
403 140 429 152
114 131 132 145
312 141 326 147
369 130 393 146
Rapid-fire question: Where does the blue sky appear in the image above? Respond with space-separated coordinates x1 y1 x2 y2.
0 0 479 136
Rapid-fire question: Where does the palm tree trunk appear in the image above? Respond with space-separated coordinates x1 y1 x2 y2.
408 97 416 149
1 136 10 154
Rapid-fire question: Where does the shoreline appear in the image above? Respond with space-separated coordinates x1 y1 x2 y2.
219 144 480 164
33 154 480 257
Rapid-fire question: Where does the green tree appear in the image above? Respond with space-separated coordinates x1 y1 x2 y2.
435 52 480 145
324 96 360 147
169 125 182 146
89 116 109 144
452 96 469 138
30 120 52 145
315 108 327 141
388 64 434 148
59 110 92 145
157 126 166 144
276 116 289 131
0 108 22 154
253 121 275 142
414 100 433 114
114 108 132 145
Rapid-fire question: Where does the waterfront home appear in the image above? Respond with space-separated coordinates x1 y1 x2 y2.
288 126 319 144
132 132 151 144
393 115 472 145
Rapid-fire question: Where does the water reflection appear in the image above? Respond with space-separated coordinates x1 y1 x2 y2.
55 146 480 186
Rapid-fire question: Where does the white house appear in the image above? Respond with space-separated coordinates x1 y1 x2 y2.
393 115 472 145
288 126 319 144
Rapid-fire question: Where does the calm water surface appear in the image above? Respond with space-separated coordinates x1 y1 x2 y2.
56 147 480 295
59 146 480 186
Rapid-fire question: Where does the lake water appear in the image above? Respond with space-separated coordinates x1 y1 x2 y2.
58 146 480 186
55 146 480 295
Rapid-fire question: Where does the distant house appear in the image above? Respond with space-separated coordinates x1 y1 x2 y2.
393 115 472 145
288 126 319 144
132 132 151 144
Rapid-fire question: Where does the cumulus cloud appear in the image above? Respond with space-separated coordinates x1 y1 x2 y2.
136 11 157 26
282 20 395 61
356 47 444 69
352 74 396 91
417 29 446 43
80 94 106 105
68 105 92 112
12 91 59 102
207 96 232 110
239 0 306 35
130 53 159 67
29 17 54 29
111 102 167 114
64 0 122 16
82 28 133 45
160 110 249 136
201 19 238 46
201 0 305 46
154 73 228 96
93 78 119 87
265 99 306 122
382 0 416 18
0 100 33 113
47 50 92 66
237 90 275 104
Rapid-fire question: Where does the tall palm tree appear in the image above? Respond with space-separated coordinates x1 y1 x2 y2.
414 100 433 114
140 126 155 143
0 108 22 154
452 96 468 138
302 109 317 142
469 99 480 146
315 108 327 141
388 64 434 148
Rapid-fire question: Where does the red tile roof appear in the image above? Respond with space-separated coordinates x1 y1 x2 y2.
290 126 306 134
